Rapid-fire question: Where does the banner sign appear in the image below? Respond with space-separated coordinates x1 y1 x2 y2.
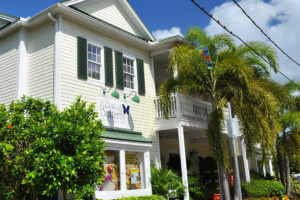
97 96 133 130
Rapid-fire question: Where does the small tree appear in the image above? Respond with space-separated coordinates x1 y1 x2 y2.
0 96 106 200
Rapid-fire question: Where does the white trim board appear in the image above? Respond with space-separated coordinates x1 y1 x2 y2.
54 15 62 108
17 27 28 99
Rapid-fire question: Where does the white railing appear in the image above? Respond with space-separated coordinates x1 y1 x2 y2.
154 93 212 122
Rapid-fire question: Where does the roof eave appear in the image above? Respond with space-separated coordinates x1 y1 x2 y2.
0 3 185 52
61 0 155 42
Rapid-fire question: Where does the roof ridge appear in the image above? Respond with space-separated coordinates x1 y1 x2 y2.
0 11 19 21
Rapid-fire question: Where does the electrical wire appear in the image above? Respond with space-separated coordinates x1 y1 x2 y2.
232 0 300 67
190 0 294 82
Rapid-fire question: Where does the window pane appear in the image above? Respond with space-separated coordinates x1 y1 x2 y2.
95 64 100 72
98 150 120 191
126 152 145 190
95 72 100 80
88 44 91 52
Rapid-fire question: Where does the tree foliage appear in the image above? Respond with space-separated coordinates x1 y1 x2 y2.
0 96 105 200
160 27 281 164
159 27 283 199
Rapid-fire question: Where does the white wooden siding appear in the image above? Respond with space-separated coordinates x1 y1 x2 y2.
0 33 18 105
61 19 160 165
27 22 55 102
75 0 142 37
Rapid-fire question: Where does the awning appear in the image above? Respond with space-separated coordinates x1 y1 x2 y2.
101 128 152 143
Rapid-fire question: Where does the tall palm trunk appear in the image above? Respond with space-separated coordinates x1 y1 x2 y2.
276 140 285 186
208 103 231 200
285 152 291 196
218 164 231 200
283 131 291 196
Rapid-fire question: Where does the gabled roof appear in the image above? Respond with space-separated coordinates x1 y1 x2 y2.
0 12 18 22
0 12 19 30
60 0 155 41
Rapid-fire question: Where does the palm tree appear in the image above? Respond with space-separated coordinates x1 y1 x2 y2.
277 83 300 196
159 27 281 199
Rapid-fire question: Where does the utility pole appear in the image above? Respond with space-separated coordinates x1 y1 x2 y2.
227 102 243 200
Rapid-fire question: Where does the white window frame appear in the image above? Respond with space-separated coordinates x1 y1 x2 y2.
122 53 138 94
95 141 152 200
86 39 105 87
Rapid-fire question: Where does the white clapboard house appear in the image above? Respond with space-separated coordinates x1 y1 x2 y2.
0 0 274 199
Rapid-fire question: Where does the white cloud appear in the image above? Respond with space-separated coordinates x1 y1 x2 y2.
152 26 183 40
204 0 300 83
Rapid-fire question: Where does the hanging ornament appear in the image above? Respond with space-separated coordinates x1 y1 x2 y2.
201 47 213 69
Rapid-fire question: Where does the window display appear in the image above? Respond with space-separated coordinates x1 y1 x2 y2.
125 152 145 190
99 150 120 191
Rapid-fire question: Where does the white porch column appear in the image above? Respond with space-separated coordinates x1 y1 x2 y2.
263 163 267 177
268 159 274 177
144 151 152 192
156 132 162 168
178 125 189 200
120 149 127 190
241 138 251 183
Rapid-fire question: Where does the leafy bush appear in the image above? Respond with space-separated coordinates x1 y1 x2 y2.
151 167 185 198
0 97 106 200
241 179 285 198
188 176 207 200
117 195 166 200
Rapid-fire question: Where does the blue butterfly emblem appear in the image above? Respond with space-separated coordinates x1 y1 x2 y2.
122 104 130 115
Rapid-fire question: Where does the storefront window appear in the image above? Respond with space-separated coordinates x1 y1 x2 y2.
126 152 145 190
99 150 120 191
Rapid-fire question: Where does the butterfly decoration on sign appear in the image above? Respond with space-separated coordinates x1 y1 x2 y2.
122 104 130 115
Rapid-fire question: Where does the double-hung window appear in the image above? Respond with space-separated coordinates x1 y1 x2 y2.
88 43 102 80
123 57 135 90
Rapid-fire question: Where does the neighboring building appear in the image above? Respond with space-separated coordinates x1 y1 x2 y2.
0 1 273 199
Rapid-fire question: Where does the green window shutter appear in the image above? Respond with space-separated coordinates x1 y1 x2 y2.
115 50 124 89
77 37 87 80
104 47 113 86
137 59 145 95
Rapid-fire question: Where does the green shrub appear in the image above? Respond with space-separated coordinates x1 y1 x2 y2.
151 167 185 198
188 176 207 200
241 179 285 198
117 195 166 200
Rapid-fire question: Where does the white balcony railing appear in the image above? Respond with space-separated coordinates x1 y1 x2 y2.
154 93 212 122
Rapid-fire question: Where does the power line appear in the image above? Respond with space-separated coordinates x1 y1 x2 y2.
190 0 293 82
232 0 300 68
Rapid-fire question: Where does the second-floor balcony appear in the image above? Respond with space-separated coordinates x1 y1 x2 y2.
154 93 212 126
152 45 212 130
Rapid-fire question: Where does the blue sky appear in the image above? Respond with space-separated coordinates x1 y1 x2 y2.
1 0 299 82
128 0 227 34
0 0 227 35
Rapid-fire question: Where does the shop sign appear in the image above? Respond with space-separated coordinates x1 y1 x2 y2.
97 96 133 130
